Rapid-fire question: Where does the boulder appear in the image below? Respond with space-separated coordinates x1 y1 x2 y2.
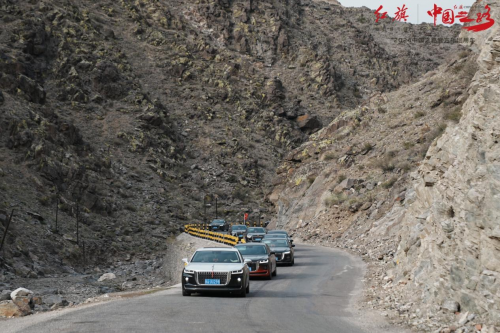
98 273 116 282
334 178 360 193
42 295 67 307
296 115 322 134
442 299 460 312
12 296 32 314
10 288 33 301
0 301 24 317
18 75 46 104
0 290 12 301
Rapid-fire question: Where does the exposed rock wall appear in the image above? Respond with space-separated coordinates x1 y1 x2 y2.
391 0 500 324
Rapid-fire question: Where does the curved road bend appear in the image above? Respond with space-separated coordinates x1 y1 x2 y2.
2 244 408 333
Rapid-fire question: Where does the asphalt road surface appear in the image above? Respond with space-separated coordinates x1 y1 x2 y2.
2 244 407 333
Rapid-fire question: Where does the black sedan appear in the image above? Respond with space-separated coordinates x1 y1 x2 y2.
245 227 267 242
209 219 229 231
262 239 295 266
235 243 277 279
229 224 248 240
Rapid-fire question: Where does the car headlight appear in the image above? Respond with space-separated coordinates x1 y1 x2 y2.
259 259 269 264
184 269 194 274
232 269 244 274
247 235 251 238
284 251 291 255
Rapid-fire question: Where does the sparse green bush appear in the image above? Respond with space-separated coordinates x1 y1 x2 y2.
414 111 426 118
324 152 337 161
378 106 387 114
382 177 397 189
403 141 415 150
324 193 347 207
125 203 137 212
307 175 316 185
399 162 412 172
443 108 462 122
363 143 373 152
337 174 346 183
374 157 395 172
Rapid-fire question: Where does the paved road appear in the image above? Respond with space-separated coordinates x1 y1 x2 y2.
2 245 406 333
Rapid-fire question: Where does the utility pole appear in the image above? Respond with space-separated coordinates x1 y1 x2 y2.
55 197 59 233
215 195 218 219
76 203 80 245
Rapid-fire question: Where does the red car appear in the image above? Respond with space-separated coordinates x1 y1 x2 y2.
235 243 277 279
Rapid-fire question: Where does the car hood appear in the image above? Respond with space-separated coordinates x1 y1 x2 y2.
185 263 244 272
241 255 268 261
268 246 291 252
247 233 266 237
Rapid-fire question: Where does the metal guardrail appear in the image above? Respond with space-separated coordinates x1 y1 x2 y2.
184 224 239 246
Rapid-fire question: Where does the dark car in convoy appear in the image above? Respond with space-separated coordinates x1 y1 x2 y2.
229 224 248 240
264 232 294 244
181 247 251 297
245 227 267 242
209 219 229 231
235 243 277 279
262 238 295 266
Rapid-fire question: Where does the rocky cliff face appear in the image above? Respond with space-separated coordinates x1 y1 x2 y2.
389 0 500 326
270 0 499 330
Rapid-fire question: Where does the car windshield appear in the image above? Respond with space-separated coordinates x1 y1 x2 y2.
248 227 265 233
211 220 225 225
263 239 289 247
268 231 287 235
191 251 241 263
265 234 287 238
232 226 246 230
236 245 268 255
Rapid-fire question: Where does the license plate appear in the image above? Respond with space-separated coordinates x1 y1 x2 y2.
248 267 252 272
255 238 261 241
238 235 243 238
205 279 220 285
213 227 218 229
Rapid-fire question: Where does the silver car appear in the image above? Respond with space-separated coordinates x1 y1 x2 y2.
182 247 251 297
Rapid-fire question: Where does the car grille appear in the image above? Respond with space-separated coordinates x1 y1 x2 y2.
195 271 231 285
275 253 283 260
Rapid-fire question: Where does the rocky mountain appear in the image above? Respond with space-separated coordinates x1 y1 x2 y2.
0 0 462 314
269 0 499 331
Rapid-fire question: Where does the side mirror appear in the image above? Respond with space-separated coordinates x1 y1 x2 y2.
182 258 189 266
264 221 270 227
292 244 296 248
244 259 252 265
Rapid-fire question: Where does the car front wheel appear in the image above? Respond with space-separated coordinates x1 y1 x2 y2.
182 289 191 296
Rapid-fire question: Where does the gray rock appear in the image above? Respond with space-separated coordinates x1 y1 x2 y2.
42 295 66 307
442 299 460 312
98 273 116 282
0 290 12 301
10 288 33 301
457 311 470 325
